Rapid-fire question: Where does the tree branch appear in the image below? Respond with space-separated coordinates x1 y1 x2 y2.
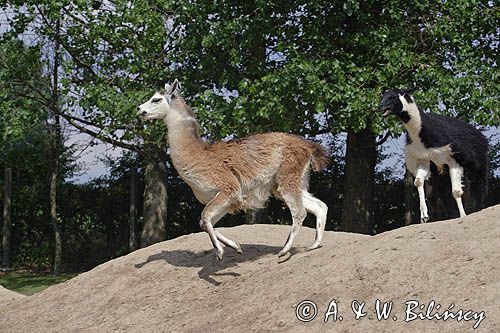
376 131 392 146
58 111 141 152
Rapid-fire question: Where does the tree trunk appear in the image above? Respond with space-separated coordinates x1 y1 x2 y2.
129 167 138 251
141 151 168 247
2 167 12 268
245 208 267 224
50 164 62 276
49 17 62 276
404 170 414 226
340 128 377 234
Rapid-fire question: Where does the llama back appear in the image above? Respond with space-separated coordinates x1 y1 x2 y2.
279 133 329 172
220 132 328 170
206 132 328 193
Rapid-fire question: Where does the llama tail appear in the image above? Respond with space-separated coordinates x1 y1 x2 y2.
310 142 329 172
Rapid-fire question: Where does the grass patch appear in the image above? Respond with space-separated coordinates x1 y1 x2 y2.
0 272 76 296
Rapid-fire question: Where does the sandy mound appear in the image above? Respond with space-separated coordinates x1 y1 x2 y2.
0 285 26 302
1 205 499 332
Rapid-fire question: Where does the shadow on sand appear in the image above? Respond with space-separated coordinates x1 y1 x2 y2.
134 244 301 286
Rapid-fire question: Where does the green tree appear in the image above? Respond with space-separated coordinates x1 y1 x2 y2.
2 1 176 246
0 36 76 275
164 0 499 232
0 40 47 268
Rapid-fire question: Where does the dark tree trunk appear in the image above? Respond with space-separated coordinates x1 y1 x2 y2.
49 115 62 277
404 170 415 226
141 150 168 247
48 115 63 276
2 167 12 268
245 208 267 224
340 128 377 235
49 18 62 276
50 162 62 276
129 167 138 251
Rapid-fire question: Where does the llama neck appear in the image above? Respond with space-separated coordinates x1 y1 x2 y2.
400 97 422 143
163 106 206 167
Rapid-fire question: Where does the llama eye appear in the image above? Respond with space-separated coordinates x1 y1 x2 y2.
152 98 162 103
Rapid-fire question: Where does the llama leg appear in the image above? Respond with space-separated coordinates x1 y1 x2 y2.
202 203 242 254
202 205 243 254
214 231 242 254
278 193 307 257
302 191 327 250
414 162 430 223
200 191 237 260
448 161 467 218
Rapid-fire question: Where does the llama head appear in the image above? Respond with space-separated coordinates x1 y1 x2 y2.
137 79 183 121
378 87 417 118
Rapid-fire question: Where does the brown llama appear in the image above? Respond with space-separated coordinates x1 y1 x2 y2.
137 80 329 260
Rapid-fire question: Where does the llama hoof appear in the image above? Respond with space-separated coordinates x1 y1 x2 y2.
278 248 290 257
215 248 224 261
421 216 429 223
307 244 322 251
234 243 243 254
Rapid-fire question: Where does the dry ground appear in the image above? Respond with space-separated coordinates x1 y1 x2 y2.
0 286 25 302
1 205 499 332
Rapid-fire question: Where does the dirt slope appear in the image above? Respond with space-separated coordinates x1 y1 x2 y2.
0 286 25 302
1 205 499 332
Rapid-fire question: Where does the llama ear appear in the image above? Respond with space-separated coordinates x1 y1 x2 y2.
164 83 171 94
404 86 418 95
170 79 179 94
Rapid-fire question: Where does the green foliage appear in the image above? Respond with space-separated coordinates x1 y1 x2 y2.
1 1 175 152
0 40 47 145
0 125 78 270
3 1 497 141
167 0 498 137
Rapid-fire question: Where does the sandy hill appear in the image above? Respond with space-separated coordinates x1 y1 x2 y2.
0 286 25 302
1 205 499 333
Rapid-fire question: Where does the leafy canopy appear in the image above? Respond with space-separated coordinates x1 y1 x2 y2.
1 0 498 146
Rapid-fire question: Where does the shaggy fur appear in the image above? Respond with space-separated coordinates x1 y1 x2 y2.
137 80 329 260
379 87 488 222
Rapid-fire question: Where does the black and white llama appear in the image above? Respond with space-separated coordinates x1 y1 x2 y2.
379 87 488 222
